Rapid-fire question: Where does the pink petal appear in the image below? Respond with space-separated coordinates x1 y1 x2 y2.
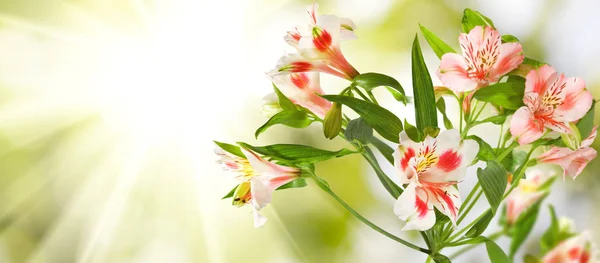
565 147 596 179
544 119 572 134
525 64 556 94
581 126 598 148
250 177 272 210
437 53 478 93
554 77 592 122
488 42 524 80
242 149 299 180
510 106 545 145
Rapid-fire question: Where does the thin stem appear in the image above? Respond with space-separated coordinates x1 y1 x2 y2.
456 189 483 225
362 148 401 198
367 90 379 105
503 146 537 199
471 102 488 123
448 230 504 259
496 123 504 153
309 174 430 254
448 210 488 241
496 141 519 161
353 87 371 102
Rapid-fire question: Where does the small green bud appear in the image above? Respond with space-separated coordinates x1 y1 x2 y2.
323 103 343 140
560 122 582 150
423 126 441 138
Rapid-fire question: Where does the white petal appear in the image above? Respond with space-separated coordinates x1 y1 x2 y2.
251 203 268 228
430 185 461 227
395 184 436 231
250 177 273 210
394 183 418 221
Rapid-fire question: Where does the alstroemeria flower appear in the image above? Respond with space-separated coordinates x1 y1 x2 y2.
275 4 359 80
538 126 598 179
393 129 478 231
216 147 300 227
438 26 524 93
271 72 331 118
505 166 554 225
542 231 597 263
510 65 593 145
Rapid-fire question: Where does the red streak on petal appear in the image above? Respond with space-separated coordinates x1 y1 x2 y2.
581 251 591 263
290 73 310 89
431 187 458 218
415 194 429 218
568 247 582 260
401 148 415 170
437 150 462 172
290 62 313 72
313 30 333 52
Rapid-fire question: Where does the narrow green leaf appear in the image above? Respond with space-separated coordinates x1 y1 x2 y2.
447 236 487 247
466 135 496 161
478 161 508 213
323 95 404 142
404 119 422 142
222 185 238 199
462 8 496 33
419 24 456 59
473 82 525 110
465 210 494 238
277 178 308 190
239 143 355 164
436 98 454 129
540 205 561 254
434 208 450 225
323 103 343 139
370 137 395 165
214 141 245 158
345 118 374 144
486 239 512 263
502 35 519 43
577 100 596 138
510 201 545 258
255 110 313 138
476 115 508 125
364 147 403 198
352 73 406 103
386 87 408 103
273 84 296 111
411 35 438 130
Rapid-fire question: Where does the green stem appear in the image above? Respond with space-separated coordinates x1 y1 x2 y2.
362 148 401 198
309 174 430 254
353 87 371 102
471 102 488 123
447 210 488 241
367 90 379 105
448 230 504 259
456 189 483 225
496 123 504 153
503 146 537 199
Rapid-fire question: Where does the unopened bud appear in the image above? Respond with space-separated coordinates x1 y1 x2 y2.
323 102 343 140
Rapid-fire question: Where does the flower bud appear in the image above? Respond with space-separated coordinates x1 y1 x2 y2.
560 123 582 150
261 93 283 118
323 102 343 140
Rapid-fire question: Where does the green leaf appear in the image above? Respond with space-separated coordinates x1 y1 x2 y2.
462 8 496 33
214 141 245 158
277 178 308 190
540 205 561 254
486 239 512 263
273 84 297 111
510 58 546 77
510 201 544 258
466 135 496 161
255 110 312 138
465 210 494 238
323 103 343 139
437 98 454 129
411 35 438 131
447 236 487 247
222 185 238 199
322 95 404 142
502 35 519 43
239 143 355 164
473 82 525 110
345 118 374 144
419 24 456 59
404 119 422 142
386 87 408 103
476 115 508 125
352 73 407 104
577 100 596 138
434 208 450 225
363 147 403 198
500 150 528 174
524 255 543 263
431 253 452 263
370 137 395 165
477 161 508 214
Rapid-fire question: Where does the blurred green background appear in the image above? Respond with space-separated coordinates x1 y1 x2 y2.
0 0 598 262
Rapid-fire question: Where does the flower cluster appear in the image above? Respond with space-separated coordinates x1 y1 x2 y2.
214 4 598 262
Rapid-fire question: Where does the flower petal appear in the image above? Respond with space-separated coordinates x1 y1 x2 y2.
251 202 268 228
250 177 272 210
271 72 331 118
581 126 598 148
488 42 524 80
339 17 357 41
242 149 299 180
510 106 545 145
437 53 478 93
525 64 556 94
428 185 461 226
554 77 592 122
394 184 435 231
565 147 597 179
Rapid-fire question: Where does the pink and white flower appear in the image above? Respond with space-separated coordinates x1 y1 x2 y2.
510 65 593 145
542 231 597 263
505 166 555 225
216 146 300 227
437 26 524 93
393 129 479 231
270 71 332 118
538 126 597 179
274 3 359 80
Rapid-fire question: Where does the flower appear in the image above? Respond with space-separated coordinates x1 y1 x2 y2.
542 231 597 263
216 146 300 227
261 93 283 118
510 65 593 145
538 126 597 179
273 3 359 80
505 166 555 225
270 71 332 118
437 26 524 93
393 129 479 231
